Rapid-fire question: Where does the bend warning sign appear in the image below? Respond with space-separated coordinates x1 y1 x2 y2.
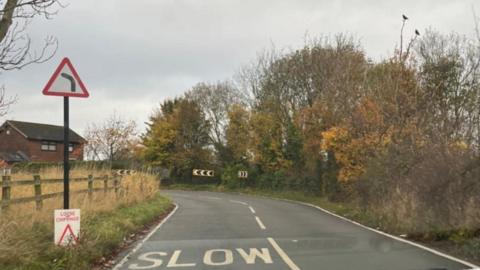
54 209 80 246
42 57 89 98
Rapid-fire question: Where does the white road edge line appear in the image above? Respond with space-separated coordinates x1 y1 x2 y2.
249 206 256 214
255 216 266 230
112 203 179 270
295 201 480 269
267 237 301 270
229 199 248 205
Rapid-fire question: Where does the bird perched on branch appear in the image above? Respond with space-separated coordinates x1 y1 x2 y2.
415 29 420 36
402 14 408 20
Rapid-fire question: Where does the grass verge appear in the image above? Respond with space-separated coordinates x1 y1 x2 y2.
1 193 173 270
167 184 480 265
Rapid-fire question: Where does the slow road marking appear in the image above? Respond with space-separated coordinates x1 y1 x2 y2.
113 204 179 270
127 247 275 269
268 237 301 270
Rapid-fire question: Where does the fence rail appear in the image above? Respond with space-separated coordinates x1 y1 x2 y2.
1 174 121 211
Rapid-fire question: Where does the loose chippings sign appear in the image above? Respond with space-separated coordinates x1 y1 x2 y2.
54 209 80 246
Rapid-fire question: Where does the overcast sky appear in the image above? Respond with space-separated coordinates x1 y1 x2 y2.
1 0 479 135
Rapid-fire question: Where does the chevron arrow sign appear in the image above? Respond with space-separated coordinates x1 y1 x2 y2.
192 169 215 177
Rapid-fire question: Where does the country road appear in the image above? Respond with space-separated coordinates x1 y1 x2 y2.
112 190 476 270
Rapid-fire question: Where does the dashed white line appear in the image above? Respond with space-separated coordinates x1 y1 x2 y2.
255 216 266 230
201 195 221 200
249 206 256 214
267 237 301 270
229 199 248 205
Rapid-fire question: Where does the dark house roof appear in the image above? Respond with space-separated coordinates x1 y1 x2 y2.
3 120 85 143
0 151 30 162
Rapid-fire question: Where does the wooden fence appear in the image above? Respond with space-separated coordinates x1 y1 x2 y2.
1 175 122 210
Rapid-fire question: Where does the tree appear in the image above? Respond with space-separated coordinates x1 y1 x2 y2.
142 98 213 181
416 30 480 147
225 104 250 163
84 114 138 162
185 81 243 164
0 0 60 71
141 99 179 167
0 86 14 117
0 0 62 116
249 111 289 171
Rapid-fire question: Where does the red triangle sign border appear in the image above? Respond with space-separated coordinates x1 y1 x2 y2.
42 57 89 98
57 223 79 245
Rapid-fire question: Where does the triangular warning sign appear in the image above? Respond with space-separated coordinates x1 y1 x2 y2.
57 224 79 246
42 57 89 98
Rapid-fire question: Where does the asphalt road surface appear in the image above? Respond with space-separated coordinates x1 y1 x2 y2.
112 190 477 270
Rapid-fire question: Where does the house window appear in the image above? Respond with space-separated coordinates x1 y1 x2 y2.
41 141 56 151
69 143 74 152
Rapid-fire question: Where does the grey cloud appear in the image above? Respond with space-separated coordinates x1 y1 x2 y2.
1 0 479 135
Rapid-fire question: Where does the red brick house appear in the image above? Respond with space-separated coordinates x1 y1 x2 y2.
0 120 85 165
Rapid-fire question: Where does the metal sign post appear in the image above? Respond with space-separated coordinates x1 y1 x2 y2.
63 96 69 209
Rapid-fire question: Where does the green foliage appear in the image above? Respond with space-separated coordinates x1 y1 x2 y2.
462 237 480 262
142 98 212 182
221 164 248 189
225 104 250 163
256 170 287 190
284 121 304 167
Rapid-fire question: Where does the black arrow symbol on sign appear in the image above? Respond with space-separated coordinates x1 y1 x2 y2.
61 73 76 92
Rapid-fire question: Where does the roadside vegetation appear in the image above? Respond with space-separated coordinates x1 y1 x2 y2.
0 167 172 270
140 19 480 263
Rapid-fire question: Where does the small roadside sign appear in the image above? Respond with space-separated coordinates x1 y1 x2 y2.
238 171 248 178
42 57 89 97
54 209 80 246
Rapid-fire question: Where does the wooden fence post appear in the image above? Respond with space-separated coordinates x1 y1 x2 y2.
1 176 11 209
103 175 108 193
33 175 42 210
87 175 93 199
114 175 121 196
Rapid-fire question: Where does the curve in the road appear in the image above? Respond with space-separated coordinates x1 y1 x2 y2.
112 190 479 270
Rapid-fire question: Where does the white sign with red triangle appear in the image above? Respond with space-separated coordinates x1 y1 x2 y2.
54 209 80 246
42 57 89 98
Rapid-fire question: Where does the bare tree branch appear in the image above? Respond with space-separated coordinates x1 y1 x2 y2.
84 114 138 162
0 85 16 117
0 0 61 71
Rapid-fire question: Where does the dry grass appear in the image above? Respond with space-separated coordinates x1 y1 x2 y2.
0 167 161 267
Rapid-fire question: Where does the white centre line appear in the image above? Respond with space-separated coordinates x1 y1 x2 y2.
268 237 301 270
255 216 266 230
201 195 221 200
249 206 256 214
229 199 248 205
